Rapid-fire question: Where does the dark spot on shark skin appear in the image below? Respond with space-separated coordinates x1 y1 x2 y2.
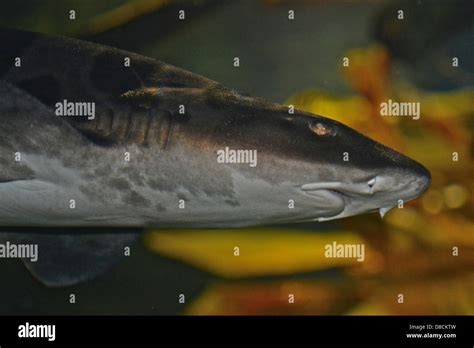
156 203 166 212
131 173 146 187
61 156 75 169
225 199 240 207
202 186 238 203
94 164 113 178
109 178 130 191
121 167 146 187
81 162 112 184
123 190 150 208
177 192 188 201
80 172 96 181
79 184 106 204
147 177 179 192
146 178 161 191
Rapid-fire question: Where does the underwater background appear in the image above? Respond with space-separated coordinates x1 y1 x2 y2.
0 0 472 315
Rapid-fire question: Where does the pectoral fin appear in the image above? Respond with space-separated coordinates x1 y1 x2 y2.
0 229 140 287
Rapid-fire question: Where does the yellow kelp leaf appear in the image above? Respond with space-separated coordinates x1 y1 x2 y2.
340 45 392 102
413 214 474 248
347 273 474 315
397 87 474 121
349 239 474 280
81 0 173 36
400 134 471 171
185 279 365 315
145 229 375 278
287 91 372 129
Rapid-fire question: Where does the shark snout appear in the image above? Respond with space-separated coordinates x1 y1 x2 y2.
372 162 431 218
301 160 431 222
404 162 431 199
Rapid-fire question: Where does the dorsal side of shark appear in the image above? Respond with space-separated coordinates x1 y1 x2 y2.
0 28 431 286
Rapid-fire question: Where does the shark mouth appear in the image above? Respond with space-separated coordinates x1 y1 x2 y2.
300 182 396 221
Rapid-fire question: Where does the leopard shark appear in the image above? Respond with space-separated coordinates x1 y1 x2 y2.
0 28 431 286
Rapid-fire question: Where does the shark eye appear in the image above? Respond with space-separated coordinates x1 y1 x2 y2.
309 122 336 136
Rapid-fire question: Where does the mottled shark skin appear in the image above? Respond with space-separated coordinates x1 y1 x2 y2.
0 28 430 286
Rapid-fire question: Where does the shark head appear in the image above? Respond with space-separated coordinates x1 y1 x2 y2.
297 117 431 221
161 85 432 224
